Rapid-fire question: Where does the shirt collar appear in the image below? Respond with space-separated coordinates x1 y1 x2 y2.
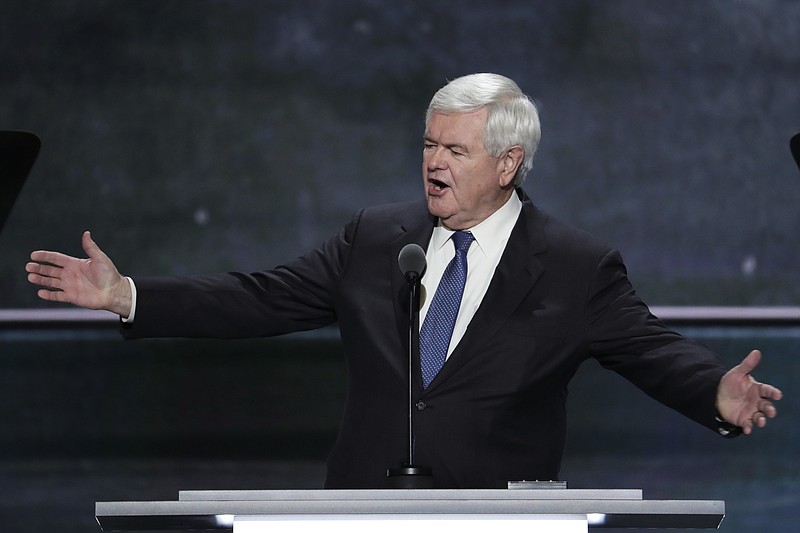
430 192 523 256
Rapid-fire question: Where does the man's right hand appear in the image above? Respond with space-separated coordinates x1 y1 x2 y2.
26 231 132 317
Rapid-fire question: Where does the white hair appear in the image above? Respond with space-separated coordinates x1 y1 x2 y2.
426 73 541 186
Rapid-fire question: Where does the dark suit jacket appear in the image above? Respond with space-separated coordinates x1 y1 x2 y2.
123 189 728 488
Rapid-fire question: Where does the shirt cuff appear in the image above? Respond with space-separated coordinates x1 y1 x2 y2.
715 413 743 438
120 276 137 323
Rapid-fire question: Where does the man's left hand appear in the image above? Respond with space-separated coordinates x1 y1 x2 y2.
717 350 782 435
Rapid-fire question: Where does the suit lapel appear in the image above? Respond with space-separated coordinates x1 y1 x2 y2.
390 206 436 381
425 193 548 391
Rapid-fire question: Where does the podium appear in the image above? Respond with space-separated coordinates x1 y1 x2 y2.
95 489 724 531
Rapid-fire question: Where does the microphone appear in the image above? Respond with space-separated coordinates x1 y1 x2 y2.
387 243 434 488
398 243 426 282
791 133 800 171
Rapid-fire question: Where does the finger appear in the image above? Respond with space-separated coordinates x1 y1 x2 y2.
27 272 60 289
759 383 783 401
37 288 66 302
26 262 63 279
743 406 777 433
29 249 73 267
758 400 778 419
26 262 42 275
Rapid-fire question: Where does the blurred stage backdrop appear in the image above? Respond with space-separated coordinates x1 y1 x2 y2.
0 1 798 533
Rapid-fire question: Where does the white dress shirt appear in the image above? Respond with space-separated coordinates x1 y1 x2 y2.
420 192 523 360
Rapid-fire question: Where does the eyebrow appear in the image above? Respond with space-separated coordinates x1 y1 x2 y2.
423 135 470 153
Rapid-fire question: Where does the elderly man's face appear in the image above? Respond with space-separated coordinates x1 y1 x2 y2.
423 109 515 230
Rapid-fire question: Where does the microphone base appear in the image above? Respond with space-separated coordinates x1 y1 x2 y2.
387 465 435 488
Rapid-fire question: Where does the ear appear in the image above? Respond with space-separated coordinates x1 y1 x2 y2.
498 145 525 187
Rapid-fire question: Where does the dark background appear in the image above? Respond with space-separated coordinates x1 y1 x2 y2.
1 1 798 532
2 0 800 306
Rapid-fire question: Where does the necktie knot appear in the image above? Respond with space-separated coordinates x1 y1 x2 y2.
452 231 474 254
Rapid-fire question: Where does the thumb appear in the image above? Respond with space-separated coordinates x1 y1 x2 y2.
81 230 106 260
735 349 762 376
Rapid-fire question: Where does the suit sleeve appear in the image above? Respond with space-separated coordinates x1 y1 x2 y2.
585 248 728 432
122 211 363 339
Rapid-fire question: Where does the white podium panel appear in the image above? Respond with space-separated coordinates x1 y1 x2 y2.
234 514 588 533
95 488 725 530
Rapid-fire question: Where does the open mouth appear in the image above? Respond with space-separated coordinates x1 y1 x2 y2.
428 178 449 191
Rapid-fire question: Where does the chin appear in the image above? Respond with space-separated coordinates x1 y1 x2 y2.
426 197 456 220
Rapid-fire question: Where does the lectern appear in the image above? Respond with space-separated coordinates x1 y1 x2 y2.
96 489 724 531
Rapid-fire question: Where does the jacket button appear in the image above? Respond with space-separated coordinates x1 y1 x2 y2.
416 401 426 411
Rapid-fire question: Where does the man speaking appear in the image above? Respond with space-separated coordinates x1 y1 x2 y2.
26 73 782 488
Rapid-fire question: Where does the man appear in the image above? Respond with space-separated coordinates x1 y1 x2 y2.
26 73 781 489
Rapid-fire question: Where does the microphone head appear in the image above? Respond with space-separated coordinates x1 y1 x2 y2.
791 133 800 171
398 243 426 282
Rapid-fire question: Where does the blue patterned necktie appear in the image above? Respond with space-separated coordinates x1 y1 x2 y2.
419 231 475 389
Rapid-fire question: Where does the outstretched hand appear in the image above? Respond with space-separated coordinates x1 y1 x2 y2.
717 350 782 435
26 231 132 317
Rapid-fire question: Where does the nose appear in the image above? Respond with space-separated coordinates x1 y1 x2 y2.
425 146 448 172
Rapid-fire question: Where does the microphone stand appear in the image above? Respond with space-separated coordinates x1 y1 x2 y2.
387 269 434 488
